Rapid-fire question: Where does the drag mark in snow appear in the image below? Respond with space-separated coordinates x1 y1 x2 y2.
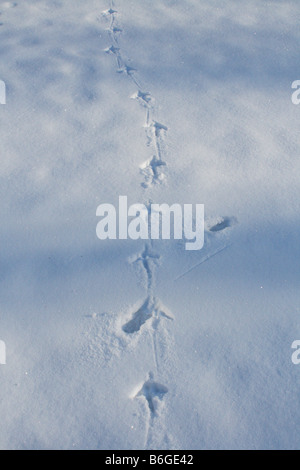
133 372 169 448
174 244 232 282
124 241 173 375
131 90 153 127
152 121 168 162
140 121 168 188
130 243 160 295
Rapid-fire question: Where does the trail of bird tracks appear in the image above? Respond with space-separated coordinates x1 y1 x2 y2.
102 1 236 449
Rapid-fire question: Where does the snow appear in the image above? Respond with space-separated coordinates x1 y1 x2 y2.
0 0 300 450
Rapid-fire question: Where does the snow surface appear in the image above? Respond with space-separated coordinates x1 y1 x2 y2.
0 0 300 450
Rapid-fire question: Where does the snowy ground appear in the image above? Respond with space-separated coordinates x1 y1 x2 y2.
0 0 300 450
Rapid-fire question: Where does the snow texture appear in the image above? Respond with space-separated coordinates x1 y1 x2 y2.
0 0 300 450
